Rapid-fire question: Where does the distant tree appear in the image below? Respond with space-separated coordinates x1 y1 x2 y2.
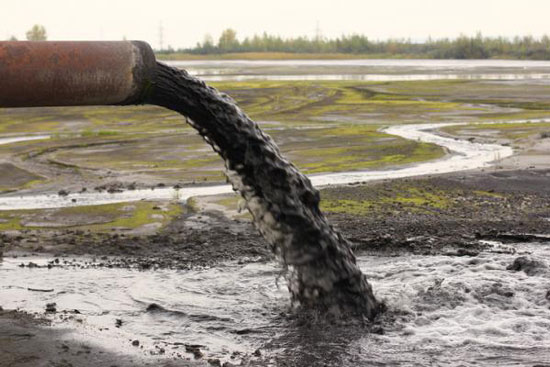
218 28 238 51
202 34 215 51
179 30 550 60
8 35 17 41
26 25 47 41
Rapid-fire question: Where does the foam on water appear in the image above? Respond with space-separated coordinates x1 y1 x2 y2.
360 244 550 365
1 241 549 365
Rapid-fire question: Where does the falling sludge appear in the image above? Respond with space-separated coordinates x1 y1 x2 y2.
145 62 382 319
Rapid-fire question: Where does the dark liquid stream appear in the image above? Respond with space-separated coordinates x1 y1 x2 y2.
147 62 382 319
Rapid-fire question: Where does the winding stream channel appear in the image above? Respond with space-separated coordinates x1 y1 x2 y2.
0 121 516 210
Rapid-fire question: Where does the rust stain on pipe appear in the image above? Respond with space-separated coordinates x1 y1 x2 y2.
0 41 156 107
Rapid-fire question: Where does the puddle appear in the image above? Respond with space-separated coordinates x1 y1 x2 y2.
0 135 50 145
2 241 549 365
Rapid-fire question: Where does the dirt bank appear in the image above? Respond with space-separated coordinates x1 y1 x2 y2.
3 168 550 265
323 168 550 256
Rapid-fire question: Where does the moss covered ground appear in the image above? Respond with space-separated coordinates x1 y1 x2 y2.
2 77 550 221
320 183 454 216
0 201 182 232
0 79 476 188
318 178 526 219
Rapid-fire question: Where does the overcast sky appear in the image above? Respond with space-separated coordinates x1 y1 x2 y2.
2 0 549 49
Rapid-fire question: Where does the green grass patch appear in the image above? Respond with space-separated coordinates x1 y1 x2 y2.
213 195 240 208
285 124 444 174
321 184 452 215
0 213 23 231
83 202 181 231
0 201 182 232
320 199 374 215
391 187 450 208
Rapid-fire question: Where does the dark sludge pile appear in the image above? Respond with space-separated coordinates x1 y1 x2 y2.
145 62 383 319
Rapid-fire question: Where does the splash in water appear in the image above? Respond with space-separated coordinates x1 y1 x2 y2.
145 62 382 319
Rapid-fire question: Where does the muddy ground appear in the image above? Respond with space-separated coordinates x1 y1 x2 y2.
4 168 550 265
0 309 202 367
2 78 550 196
2 166 550 366
2 75 550 366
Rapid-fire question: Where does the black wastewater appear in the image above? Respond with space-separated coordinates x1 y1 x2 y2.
146 62 383 320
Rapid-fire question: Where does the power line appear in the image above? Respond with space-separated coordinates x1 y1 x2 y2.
158 21 164 50
315 20 323 41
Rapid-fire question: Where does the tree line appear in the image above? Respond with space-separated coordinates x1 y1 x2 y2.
6 24 47 41
176 29 550 60
8 26 550 60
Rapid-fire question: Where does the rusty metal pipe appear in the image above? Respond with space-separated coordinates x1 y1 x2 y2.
0 41 156 107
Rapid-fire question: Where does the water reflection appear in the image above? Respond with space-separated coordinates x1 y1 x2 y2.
191 72 550 82
166 59 550 82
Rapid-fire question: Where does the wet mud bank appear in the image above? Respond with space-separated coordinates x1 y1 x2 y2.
2 168 550 366
0 210 270 269
3 168 550 262
324 168 550 256
0 310 189 367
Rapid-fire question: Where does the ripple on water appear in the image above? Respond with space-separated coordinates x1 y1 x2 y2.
360 243 550 365
1 242 550 365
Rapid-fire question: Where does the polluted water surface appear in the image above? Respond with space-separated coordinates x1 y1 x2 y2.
1 241 550 365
